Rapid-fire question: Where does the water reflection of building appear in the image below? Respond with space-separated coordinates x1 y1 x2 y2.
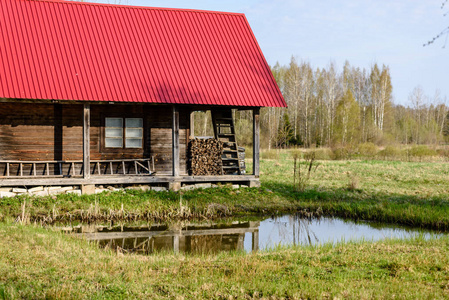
76 222 260 255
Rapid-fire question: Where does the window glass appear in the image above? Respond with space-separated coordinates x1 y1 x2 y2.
125 138 142 148
105 128 123 138
105 138 123 148
106 118 123 128
125 128 142 138
126 118 143 128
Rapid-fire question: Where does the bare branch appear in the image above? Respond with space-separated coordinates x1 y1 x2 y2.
424 1 449 48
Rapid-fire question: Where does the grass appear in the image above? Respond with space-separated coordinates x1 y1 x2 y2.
0 155 448 230
0 223 448 299
0 153 449 298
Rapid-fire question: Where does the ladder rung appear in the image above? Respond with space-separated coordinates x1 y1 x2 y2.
218 134 234 137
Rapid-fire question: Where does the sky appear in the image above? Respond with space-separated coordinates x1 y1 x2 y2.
113 0 447 106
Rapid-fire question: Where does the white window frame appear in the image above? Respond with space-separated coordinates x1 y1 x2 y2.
104 117 143 149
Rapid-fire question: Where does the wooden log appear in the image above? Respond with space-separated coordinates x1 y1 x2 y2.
188 138 223 175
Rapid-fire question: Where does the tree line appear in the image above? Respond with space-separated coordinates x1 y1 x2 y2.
232 57 448 150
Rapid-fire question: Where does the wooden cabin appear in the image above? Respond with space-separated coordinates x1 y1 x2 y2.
0 0 286 191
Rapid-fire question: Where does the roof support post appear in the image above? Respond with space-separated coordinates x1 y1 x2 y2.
83 103 91 179
172 105 180 177
189 110 195 139
253 107 260 176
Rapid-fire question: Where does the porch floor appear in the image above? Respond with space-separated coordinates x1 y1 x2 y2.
0 174 259 189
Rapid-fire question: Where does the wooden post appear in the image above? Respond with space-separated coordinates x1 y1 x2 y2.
172 105 180 177
173 234 180 254
189 110 195 139
253 107 260 176
83 104 91 179
252 229 259 252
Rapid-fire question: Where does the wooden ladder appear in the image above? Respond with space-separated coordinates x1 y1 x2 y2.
211 109 241 175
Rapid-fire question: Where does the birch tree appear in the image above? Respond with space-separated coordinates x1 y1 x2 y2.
322 62 340 146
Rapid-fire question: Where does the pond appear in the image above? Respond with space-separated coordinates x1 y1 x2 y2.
69 215 443 255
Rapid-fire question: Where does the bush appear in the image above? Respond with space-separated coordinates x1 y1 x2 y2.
304 148 332 160
290 149 304 160
437 147 449 161
331 147 351 160
357 143 378 158
406 145 438 161
377 145 402 160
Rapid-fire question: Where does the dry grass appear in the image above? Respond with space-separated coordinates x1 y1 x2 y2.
0 224 448 299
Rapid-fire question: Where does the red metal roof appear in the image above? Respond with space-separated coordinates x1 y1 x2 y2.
0 0 286 107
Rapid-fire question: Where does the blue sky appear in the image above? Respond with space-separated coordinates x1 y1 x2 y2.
122 0 447 106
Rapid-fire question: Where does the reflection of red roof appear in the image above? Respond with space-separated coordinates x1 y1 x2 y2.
0 0 286 107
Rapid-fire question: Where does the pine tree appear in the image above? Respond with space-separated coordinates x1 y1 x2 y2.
277 113 294 148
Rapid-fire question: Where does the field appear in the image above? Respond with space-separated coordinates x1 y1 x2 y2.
0 152 449 299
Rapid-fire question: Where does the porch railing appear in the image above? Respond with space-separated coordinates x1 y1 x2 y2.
0 158 155 178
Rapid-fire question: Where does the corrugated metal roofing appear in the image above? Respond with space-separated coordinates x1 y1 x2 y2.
0 0 286 107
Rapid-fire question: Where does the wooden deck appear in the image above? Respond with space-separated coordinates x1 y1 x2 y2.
0 174 258 187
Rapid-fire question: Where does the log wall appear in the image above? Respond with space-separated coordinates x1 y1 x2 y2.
0 102 188 175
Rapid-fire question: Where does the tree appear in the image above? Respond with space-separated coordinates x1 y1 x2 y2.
266 59 448 150
409 86 426 144
284 57 301 140
276 113 294 148
369 64 393 142
443 111 449 140
322 62 340 146
298 62 314 147
334 89 360 146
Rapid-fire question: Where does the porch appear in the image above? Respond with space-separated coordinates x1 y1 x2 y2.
0 102 260 191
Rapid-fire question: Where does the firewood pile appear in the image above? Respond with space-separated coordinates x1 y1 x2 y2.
188 138 223 175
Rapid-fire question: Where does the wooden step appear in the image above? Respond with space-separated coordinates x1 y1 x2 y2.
223 149 237 153
222 157 239 161
218 133 235 137
223 166 240 169
211 109 242 175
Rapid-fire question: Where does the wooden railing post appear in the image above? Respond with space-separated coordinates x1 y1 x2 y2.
83 104 91 179
172 105 180 177
253 107 260 176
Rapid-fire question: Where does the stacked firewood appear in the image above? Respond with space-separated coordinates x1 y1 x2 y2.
188 138 223 175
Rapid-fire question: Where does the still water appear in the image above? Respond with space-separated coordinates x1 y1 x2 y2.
73 215 443 255
248 215 441 251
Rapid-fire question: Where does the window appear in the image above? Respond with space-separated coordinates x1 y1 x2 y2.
105 117 143 148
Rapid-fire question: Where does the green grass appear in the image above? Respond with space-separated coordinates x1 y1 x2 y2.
0 157 448 230
1 154 449 298
0 223 448 299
